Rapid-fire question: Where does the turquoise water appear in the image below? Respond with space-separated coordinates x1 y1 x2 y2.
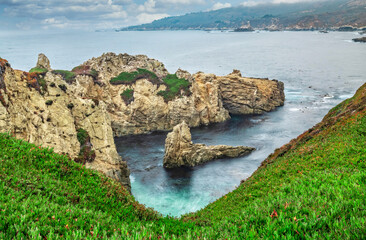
1 30 365 216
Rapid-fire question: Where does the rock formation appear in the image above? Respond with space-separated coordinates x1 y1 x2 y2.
0 58 130 191
74 53 284 136
36 53 51 70
163 121 255 168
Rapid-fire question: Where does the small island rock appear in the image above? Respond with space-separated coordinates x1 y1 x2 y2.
163 121 255 168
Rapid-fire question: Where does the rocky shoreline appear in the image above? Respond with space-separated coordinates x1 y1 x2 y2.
0 53 285 190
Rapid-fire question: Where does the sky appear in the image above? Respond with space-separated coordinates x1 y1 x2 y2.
0 0 322 31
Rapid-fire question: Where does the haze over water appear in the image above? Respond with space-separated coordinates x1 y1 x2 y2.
1 30 365 216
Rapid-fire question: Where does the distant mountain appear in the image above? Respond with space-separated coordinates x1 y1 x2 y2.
119 0 366 31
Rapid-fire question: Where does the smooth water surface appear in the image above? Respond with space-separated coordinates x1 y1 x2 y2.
1 30 365 216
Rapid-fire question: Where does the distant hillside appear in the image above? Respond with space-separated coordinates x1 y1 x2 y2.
120 0 366 31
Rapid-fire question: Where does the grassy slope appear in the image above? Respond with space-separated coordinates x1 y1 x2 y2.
0 83 365 239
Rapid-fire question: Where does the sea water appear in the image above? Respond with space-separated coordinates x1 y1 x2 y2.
1 30 365 216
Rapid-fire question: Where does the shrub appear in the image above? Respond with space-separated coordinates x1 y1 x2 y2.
76 128 95 164
45 100 53 106
157 74 191 102
58 84 67 92
67 103 74 110
120 88 134 105
110 68 158 85
76 128 88 146
52 70 76 84
29 67 48 74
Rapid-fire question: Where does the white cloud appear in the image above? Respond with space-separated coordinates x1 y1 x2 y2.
138 0 156 13
241 0 321 7
42 17 69 29
240 1 265 7
136 13 169 24
101 11 128 18
211 2 231 10
158 0 205 5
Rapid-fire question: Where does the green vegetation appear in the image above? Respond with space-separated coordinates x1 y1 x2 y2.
29 67 48 74
157 74 191 101
67 103 74 110
120 88 134 104
38 77 47 94
110 68 158 85
58 84 67 92
0 84 365 239
45 100 53 106
53 70 76 84
72 65 99 80
76 128 89 146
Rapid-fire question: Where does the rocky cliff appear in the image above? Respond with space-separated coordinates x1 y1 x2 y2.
0 57 130 191
72 53 284 136
163 121 255 168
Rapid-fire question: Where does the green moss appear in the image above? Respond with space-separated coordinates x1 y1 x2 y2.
157 74 191 101
120 88 134 104
110 68 158 85
29 67 48 73
53 70 76 84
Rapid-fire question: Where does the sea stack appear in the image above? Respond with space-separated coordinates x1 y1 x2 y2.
163 121 255 168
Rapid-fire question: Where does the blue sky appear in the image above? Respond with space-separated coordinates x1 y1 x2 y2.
0 0 319 31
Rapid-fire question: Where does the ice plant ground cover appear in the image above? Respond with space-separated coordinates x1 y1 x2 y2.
0 83 365 239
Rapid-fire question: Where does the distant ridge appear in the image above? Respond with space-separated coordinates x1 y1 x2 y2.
119 0 366 31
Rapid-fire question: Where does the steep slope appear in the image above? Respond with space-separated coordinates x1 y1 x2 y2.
1 81 364 238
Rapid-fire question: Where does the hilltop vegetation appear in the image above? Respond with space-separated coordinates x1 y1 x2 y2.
121 0 366 31
0 83 365 239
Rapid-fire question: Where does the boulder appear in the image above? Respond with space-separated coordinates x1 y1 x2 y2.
163 121 255 168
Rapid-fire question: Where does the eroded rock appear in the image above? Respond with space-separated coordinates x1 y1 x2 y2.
163 121 255 168
36 53 51 70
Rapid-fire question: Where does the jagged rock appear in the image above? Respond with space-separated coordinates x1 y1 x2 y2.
175 68 192 82
163 121 255 168
353 37 366 42
0 60 130 192
36 53 51 70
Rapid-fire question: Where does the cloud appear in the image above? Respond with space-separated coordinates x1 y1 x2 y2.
136 13 169 24
158 0 205 5
138 0 156 13
211 2 231 10
241 0 322 7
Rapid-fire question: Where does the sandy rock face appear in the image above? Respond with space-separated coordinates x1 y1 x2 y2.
163 121 255 168
0 61 130 191
36 53 51 70
195 70 285 115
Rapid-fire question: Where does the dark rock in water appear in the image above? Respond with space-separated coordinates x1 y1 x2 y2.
163 121 255 168
338 26 357 32
353 37 366 43
234 27 254 32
